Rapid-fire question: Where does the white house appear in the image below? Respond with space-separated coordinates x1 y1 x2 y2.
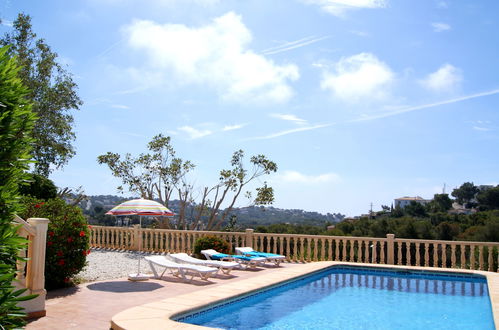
394 196 431 208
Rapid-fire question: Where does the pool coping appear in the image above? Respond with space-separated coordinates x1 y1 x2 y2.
110 262 499 330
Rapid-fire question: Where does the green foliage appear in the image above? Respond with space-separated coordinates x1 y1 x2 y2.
193 236 230 259
0 45 37 328
19 173 58 199
428 194 452 213
98 135 278 230
1 13 82 176
19 197 90 290
452 182 479 207
404 201 427 217
476 186 499 211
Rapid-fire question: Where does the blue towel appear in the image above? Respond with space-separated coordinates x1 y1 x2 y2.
246 251 283 258
212 253 257 262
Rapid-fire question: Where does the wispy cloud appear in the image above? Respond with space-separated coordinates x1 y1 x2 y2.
350 88 499 122
302 0 387 17
247 123 332 140
350 30 369 37
473 126 491 131
222 123 247 131
276 170 340 184
270 113 308 125
431 22 451 32
111 104 130 109
261 36 330 55
0 19 13 27
178 126 213 139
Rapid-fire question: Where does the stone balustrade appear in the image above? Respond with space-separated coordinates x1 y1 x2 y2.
14 215 49 318
89 225 499 272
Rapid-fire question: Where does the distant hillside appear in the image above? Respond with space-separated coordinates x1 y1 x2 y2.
75 195 344 228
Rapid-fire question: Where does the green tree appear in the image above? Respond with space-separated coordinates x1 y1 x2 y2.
404 201 427 217
1 13 82 176
0 46 37 328
98 136 277 230
428 194 453 213
451 182 479 208
476 186 499 210
18 173 57 199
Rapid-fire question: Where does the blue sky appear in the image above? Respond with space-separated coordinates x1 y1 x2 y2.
1 0 498 216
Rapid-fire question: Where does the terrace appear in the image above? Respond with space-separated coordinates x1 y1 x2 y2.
21 224 499 329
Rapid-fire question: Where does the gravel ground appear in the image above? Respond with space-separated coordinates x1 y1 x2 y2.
76 248 162 282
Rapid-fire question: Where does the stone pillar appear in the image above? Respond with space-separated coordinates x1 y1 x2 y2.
245 228 254 248
21 218 49 318
386 234 395 265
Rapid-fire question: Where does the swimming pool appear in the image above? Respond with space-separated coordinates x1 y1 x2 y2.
176 266 495 329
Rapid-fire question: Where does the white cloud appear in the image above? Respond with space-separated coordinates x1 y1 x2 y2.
277 170 340 184
222 123 247 131
111 104 130 109
473 126 490 132
420 64 462 93
270 113 308 125
431 22 451 32
319 53 394 102
125 12 299 103
302 0 387 16
436 1 449 9
178 126 213 139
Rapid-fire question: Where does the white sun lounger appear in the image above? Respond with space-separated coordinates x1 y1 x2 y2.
144 255 218 282
235 247 286 266
201 249 266 269
170 253 240 275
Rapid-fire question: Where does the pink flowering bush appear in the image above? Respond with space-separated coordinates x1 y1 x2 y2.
20 197 90 289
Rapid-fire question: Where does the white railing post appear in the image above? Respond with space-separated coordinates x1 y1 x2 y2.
386 234 395 265
19 217 49 318
245 228 254 248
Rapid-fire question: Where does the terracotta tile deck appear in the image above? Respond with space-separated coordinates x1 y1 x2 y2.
26 262 307 330
27 262 499 330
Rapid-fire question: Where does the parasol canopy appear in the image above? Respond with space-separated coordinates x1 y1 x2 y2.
106 198 174 217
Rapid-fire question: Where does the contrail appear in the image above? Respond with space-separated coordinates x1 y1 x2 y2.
350 88 499 122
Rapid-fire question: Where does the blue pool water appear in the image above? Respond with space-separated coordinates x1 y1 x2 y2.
177 266 495 330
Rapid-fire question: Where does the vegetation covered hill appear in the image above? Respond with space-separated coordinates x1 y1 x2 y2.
77 195 344 228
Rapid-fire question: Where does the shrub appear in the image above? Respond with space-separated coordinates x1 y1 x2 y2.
19 197 90 290
0 46 37 327
193 236 230 259
19 173 58 199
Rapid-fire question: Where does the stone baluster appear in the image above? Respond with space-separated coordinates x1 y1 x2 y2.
357 240 363 263
451 244 457 268
306 238 312 262
470 244 476 270
460 244 466 269
314 238 319 261
396 242 402 265
424 243 429 267
488 246 494 272
342 239 347 262
478 245 484 270
380 241 385 264
364 241 371 263
415 243 421 266
433 243 439 267
372 241 377 264
405 242 411 266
